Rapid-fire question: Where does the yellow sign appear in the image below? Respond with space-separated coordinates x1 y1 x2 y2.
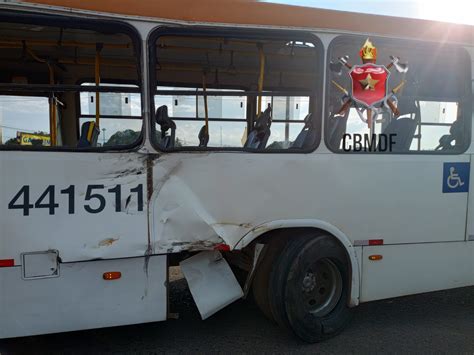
18 132 51 146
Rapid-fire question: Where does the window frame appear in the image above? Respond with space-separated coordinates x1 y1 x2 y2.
148 26 323 153
0 10 144 153
75 79 143 147
324 34 472 155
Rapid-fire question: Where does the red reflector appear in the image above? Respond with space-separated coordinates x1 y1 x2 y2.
214 243 231 252
0 259 14 267
368 239 384 246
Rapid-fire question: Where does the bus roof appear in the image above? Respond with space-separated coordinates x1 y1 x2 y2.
19 0 474 44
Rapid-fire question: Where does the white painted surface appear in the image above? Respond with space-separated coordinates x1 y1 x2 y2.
151 153 469 250
0 2 473 339
180 251 244 319
0 256 167 338
360 242 474 302
465 155 474 239
0 152 148 264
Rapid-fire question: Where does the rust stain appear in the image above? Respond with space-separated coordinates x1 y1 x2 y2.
98 237 119 247
162 238 226 253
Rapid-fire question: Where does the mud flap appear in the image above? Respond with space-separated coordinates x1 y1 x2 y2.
180 251 244 319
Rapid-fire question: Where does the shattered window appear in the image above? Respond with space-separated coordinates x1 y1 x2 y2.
151 32 322 151
0 17 141 149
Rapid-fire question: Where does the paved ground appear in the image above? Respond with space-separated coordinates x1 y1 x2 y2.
1 267 474 354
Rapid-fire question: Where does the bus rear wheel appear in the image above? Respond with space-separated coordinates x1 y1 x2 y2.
269 234 353 343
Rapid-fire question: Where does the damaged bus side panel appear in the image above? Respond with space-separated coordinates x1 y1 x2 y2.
1 0 474 343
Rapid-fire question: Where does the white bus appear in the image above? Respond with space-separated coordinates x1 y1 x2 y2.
0 0 472 343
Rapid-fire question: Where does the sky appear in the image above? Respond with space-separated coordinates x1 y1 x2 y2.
260 0 474 25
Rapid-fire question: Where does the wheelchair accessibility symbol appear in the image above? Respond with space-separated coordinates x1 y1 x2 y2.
443 162 470 193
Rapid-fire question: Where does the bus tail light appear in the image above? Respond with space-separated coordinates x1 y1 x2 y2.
354 239 384 246
103 271 121 280
0 259 14 267
214 243 230 252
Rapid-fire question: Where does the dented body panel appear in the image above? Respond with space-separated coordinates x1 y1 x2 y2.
1 0 474 340
149 152 468 250
148 152 469 307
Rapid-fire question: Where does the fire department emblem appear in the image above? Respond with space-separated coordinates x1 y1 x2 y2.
350 64 389 106
330 38 408 128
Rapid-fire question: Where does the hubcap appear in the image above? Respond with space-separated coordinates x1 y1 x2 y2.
301 258 342 317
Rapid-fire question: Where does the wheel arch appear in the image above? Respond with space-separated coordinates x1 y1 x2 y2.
234 219 360 307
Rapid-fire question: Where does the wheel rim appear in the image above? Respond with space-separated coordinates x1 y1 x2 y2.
300 258 342 317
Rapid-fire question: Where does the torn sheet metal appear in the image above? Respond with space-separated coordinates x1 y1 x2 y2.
243 243 265 298
180 251 244 320
150 166 252 253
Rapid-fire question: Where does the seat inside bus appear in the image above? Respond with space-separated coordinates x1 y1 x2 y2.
291 113 316 149
379 97 419 152
0 18 141 149
155 105 176 149
244 106 272 149
77 121 100 148
154 35 320 150
436 119 464 151
198 124 210 148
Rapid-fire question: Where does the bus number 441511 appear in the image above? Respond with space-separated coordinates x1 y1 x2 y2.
7 184 144 216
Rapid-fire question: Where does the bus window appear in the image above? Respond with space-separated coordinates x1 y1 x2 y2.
326 36 471 153
262 96 310 149
79 84 142 147
0 17 141 149
151 33 322 151
0 96 50 146
155 87 247 147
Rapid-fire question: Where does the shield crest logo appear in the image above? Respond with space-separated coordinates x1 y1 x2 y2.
349 64 389 107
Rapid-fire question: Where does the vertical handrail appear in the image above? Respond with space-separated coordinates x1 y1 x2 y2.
256 44 265 118
48 63 57 146
202 72 209 134
25 44 57 146
95 43 103 127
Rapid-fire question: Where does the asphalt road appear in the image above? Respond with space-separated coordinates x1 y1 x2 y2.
1 268 474 354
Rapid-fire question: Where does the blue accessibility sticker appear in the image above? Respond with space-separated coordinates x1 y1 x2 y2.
443 162 470 193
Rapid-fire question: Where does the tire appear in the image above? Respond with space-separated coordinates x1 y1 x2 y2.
269 233 353 343
251 235 291 322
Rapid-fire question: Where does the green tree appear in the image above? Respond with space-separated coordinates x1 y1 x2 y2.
105 129 140 146
4 137 19 145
